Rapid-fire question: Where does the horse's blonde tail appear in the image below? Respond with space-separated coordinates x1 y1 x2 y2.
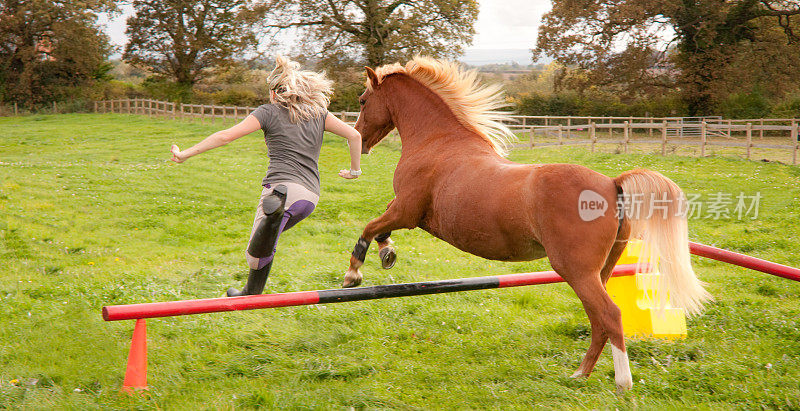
615 169 711 315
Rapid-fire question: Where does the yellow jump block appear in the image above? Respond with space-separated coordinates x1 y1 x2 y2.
606 239 687 339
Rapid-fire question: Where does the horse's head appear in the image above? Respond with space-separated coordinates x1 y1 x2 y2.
354 67 395 154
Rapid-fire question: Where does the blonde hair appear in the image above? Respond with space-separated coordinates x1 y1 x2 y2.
368 56 517 156
267 55 334 123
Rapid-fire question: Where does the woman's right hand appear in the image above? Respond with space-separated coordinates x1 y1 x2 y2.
170 144 187 163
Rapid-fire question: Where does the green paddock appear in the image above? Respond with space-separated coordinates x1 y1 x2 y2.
1 113 798 409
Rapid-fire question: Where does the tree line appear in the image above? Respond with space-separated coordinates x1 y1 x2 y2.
535 0 800 117
1 0 478 111
1 0 799 117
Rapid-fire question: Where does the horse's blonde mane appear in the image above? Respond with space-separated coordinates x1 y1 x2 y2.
369 56 517 156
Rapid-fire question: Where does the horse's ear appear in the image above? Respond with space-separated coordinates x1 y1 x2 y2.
365 66 379 87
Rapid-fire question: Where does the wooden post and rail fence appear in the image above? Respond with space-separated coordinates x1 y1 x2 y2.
525 117 799 165
11 98 795 165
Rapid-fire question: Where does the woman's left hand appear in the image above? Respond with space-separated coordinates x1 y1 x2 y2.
170 144 187 163
338 169 358 179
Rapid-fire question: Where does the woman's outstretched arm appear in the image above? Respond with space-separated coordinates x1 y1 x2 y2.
324 113 362 179
170 115 262 163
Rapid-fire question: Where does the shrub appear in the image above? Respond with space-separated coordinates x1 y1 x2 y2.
513 91 687 117
515 92 581 116
140 77 193 103
770 94 800 118
211 87 262 107
717 89 771 119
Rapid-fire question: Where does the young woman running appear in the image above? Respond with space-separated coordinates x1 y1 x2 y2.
169 56 362 296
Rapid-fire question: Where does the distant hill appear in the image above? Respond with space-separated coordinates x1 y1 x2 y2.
459 48 549 66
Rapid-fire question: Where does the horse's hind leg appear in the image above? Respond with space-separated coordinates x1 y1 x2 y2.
571 235 629 378
570 301 607 379
569 277 632 392
600 220 630 285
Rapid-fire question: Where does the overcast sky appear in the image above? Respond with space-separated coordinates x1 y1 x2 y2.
471 0 550 49
99 0 551 54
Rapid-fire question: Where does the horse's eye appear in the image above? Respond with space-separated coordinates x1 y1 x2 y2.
359 99 366 106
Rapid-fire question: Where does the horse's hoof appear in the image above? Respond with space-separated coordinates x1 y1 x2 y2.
570 370 589 379
379 246 396 269
342 269 362 288
615 380 633 394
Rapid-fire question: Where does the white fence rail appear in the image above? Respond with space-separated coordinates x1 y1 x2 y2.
94 99 799 165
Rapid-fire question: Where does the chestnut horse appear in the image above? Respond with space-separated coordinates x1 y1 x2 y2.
343 57 710 391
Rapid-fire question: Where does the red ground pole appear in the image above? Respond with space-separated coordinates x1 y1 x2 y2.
689 241 800 282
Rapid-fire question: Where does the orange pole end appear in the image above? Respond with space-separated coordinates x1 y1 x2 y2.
121 319 148 394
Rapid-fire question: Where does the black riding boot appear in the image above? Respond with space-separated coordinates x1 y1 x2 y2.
227 262 272 297
227 185 287 297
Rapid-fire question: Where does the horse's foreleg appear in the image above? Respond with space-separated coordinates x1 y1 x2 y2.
374 198 397 269
343 204 411 288
375 231 396 269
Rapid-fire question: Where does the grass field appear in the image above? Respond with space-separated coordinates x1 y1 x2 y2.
1 113 799 409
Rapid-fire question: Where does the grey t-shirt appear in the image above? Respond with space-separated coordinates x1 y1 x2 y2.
251 104 327 195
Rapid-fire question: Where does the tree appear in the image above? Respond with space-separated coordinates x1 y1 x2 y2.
536 0 800 115
0 0 113 107
123 0 258 89
261 0 479 67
